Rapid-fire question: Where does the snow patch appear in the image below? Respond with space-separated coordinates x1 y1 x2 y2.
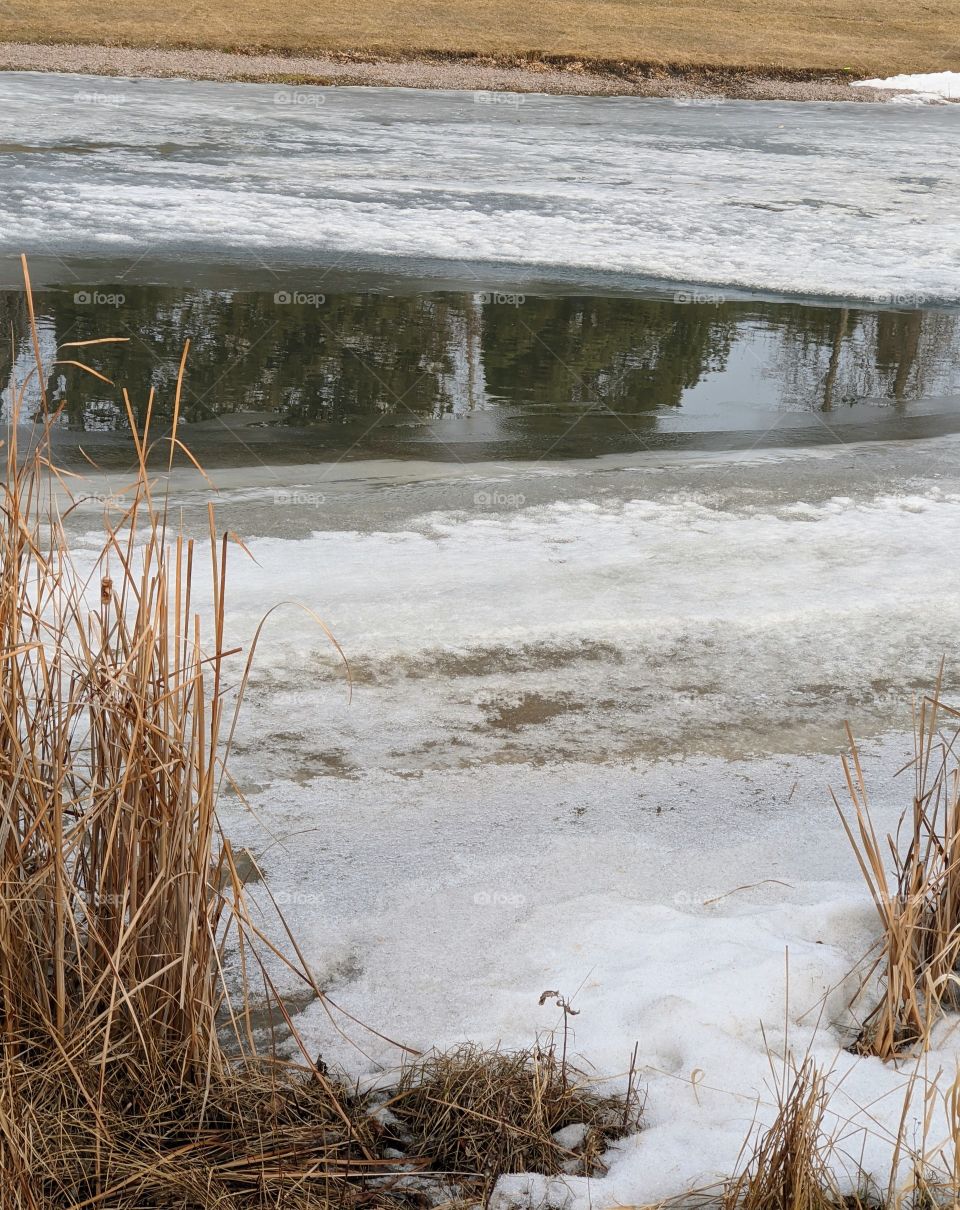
853 71 960 102
230 744 960 1210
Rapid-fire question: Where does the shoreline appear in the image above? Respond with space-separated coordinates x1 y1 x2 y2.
0 41 906 101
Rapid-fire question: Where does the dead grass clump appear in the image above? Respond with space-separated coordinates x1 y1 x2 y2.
1 1056 383 1208
723 1059 842 1210
834 674 960 1059
386 1041 641 1192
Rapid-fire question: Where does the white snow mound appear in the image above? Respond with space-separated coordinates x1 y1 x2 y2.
853 70 960 101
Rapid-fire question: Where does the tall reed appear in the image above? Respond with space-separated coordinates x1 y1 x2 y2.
836 672 960 1059
723 1058 840 1210
0 259 381 1207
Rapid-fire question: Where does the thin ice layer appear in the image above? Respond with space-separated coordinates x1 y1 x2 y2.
1 73 959 300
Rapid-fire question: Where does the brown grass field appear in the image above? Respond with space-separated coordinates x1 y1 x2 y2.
0 0 955 77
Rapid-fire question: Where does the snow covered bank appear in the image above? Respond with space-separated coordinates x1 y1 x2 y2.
2 73 960 300
217 478 960 1201
232 740 959 1209
854 71 960 102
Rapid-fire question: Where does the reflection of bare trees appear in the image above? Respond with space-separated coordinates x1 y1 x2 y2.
2 286 958 434
821 308 848 411
882 311 924 402
770 307 960 413
0 292 28 407
480 297 734 414
0 288 739 431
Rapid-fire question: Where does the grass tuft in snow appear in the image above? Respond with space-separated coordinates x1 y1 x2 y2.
386 1041 642 1199
723 1058 853 1210
835 668 960 1059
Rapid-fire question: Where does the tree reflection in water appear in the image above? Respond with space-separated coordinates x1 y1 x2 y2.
1 287 958 451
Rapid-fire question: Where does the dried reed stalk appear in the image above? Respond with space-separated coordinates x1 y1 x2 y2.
723 1059 843 1210
0 258 386 1208
835 671 960 1059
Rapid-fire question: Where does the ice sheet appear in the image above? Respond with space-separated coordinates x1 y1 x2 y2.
2 73 959 300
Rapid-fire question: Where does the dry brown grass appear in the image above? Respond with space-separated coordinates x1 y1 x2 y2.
648 1060 960 1210
0 0 955 76
641 1059 867 1210
386 1041 641 1197
723 1059 843 1210
2 1058 387 1207
835 673 960 1060
0 258 392 1208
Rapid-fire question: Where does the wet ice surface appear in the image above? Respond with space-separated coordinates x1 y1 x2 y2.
70 434 960 772
1 72 959 299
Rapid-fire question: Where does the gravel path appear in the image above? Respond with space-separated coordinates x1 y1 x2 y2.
0 41 899 101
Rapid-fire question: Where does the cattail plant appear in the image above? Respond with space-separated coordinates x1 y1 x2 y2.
0 258 383 1208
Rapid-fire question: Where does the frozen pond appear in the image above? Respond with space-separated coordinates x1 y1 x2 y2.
63 432 960 1206
6 70 960 1208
